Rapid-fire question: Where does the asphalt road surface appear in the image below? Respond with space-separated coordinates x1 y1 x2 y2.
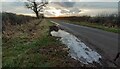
51 20 119 63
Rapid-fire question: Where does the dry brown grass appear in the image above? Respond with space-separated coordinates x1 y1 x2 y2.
2 19 85 67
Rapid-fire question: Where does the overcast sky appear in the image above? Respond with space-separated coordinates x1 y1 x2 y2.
1 0 119 17
1 0 120 2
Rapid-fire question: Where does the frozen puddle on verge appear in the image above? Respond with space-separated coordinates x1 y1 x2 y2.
51 30 102 64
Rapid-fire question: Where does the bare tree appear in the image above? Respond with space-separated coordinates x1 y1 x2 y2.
25 0 48 19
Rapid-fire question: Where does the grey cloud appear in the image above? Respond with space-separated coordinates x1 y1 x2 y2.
52 2 76 7
74 2 118 9
2 1 118 17
61 10 68 13
60 2 76 7
2 2 33 14
69 8 81 13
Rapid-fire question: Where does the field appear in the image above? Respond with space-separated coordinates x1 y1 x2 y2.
2 12 119 67
2 13 83 67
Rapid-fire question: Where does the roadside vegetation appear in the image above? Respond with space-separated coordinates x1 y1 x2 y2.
52 13 120 33
2 12 83 67
2 12 118 67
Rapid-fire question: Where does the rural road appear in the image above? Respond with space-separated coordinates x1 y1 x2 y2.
50 20 119 64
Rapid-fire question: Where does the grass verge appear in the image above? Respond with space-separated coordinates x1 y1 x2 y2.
2 19 82 67
65 20 120 34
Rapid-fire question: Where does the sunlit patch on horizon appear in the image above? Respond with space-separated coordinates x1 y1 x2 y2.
17 13 36 17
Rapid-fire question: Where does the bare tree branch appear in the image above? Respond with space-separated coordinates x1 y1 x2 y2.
25 0 48 19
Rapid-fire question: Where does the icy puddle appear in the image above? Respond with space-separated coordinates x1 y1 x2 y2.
51 30 102 64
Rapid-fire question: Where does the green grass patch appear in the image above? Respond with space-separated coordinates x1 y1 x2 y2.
3 36 61 67
2 19 61 67
3 19 82 67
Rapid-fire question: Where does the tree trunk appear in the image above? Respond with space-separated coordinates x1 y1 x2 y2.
35 11 39 19
33 2 39 19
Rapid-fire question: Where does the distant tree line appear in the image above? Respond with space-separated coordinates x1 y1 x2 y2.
51 13 119 28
